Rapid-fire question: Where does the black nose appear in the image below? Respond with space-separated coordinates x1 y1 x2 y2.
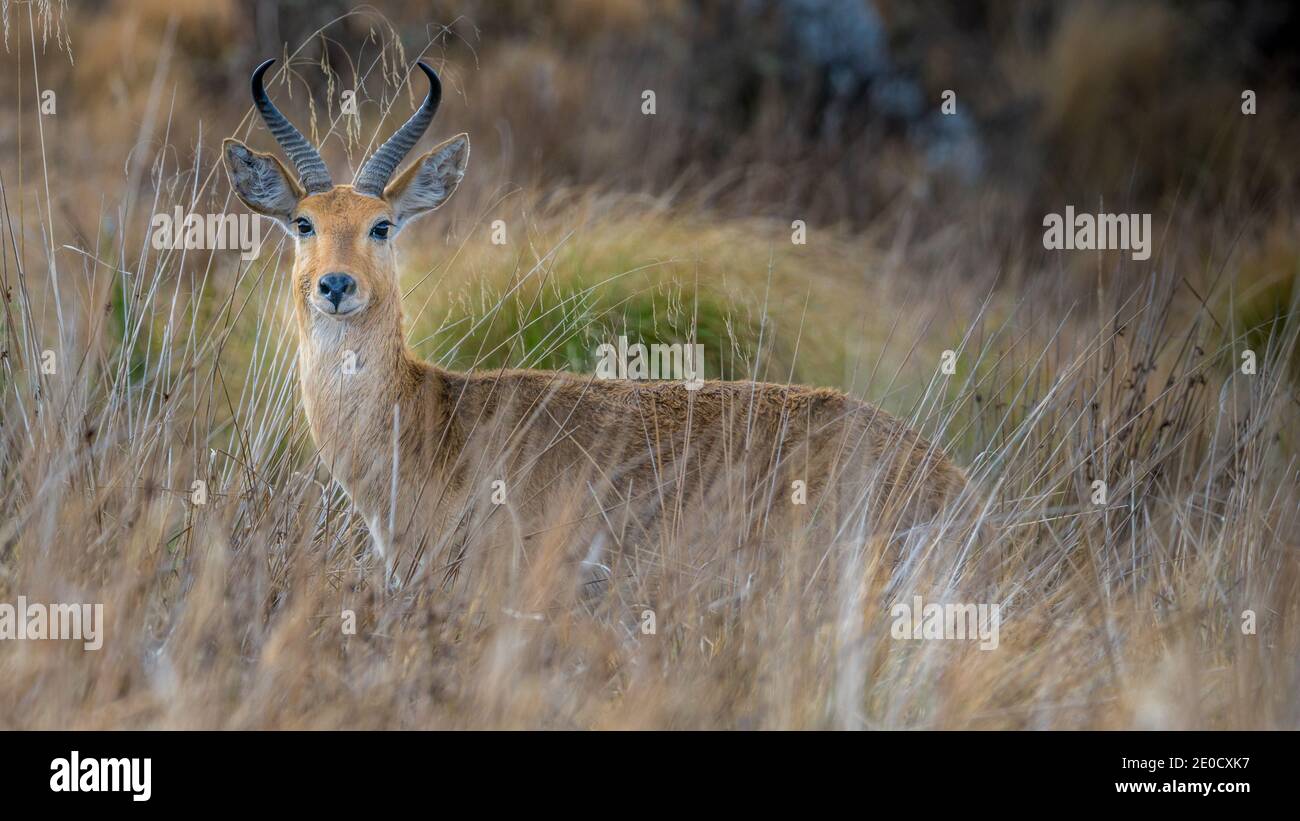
318 273 356 309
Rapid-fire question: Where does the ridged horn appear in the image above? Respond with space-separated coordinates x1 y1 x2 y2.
353 62 442 197
250 58 333 194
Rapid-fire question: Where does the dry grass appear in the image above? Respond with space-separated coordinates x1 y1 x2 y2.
1 1 1298 729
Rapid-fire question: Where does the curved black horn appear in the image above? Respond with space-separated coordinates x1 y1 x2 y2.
353 62 442 197
250 59 333 194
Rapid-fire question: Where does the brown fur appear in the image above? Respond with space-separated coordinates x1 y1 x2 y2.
223 137 967 585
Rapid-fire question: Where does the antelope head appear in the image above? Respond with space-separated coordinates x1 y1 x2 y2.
223 59 468 324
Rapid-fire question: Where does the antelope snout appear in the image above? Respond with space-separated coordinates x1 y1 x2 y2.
318 273 355 306
315 272 362 315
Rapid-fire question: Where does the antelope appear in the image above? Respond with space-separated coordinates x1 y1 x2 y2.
223 59 967 587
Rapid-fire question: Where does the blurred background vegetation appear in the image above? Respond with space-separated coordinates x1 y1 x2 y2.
1 0 1298 391
10 1 1298 214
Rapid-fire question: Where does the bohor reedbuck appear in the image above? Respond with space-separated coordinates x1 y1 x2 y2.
223 59 967 585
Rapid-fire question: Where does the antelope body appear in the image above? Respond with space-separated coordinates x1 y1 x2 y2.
224 60 966 583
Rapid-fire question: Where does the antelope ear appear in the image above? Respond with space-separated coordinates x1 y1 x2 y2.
383 133 469 225
223 138 304 221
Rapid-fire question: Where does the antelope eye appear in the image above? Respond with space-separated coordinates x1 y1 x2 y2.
370 220 394 240
293 217 314 237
